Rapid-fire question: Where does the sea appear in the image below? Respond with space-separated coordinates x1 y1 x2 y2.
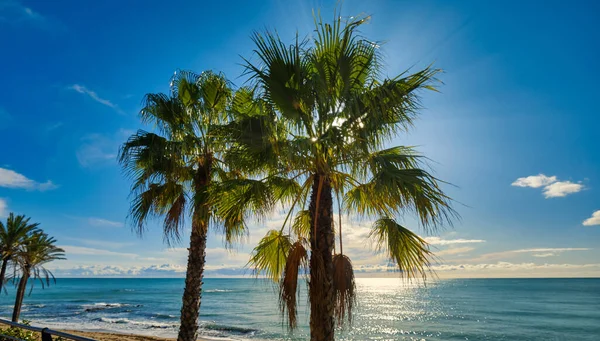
0 278 598 340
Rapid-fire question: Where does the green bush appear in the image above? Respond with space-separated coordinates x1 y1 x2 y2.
0 320 38 340
0 320 67 341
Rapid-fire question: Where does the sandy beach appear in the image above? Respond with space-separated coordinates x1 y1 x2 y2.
61 330 176 341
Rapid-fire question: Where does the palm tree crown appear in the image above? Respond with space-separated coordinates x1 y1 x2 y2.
227 13 456 340
0 213 40 291
119 70 283 341
11 231 65 322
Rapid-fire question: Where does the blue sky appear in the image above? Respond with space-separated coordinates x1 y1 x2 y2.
1 0 599 278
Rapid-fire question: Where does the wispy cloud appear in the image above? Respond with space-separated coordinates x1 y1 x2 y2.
0 198 7 217
76 129 133 167
512 173 584 198
0 167 57 191
583 210 600 226
432 262 600 272
68 84 124 114
60 245 138 258
532 253 555 258
0 1 42 20
0 1 61 29
436 247 475 256
88 217 124 228
474 247 590 261
64 237 133 250
424 237 486 245
46 122 64 131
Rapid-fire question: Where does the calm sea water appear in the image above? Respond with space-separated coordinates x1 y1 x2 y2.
0 278 598 340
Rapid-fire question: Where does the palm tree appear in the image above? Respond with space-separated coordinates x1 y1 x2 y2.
233 13 455 341
12 232 64 322
0 213 40 292
119 71 285 341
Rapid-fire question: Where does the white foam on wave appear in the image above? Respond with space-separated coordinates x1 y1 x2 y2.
96 317 177 329
36 319 259 341
205 289 234 293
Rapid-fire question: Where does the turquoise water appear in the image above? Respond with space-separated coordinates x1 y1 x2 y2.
0 278 599 340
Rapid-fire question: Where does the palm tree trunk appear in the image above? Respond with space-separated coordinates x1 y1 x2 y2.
12 270 29 322
177 156 212 341
177 221 208 341
0 258 9 291
308 174 335 341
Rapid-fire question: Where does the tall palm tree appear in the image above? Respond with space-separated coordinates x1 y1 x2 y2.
119 71 286 341
232 13 455 341
0 213 40 292
12 232 64 322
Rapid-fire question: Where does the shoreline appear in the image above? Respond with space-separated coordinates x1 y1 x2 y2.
60 329 214 341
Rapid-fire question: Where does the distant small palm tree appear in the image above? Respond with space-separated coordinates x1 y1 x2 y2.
0 213 40 292
119 71 286 341
233 13 456 340
12 232 64 322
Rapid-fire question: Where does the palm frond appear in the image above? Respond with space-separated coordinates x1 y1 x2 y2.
369 218 433 279
248 230 292 281
345 161 455 232
291 210 311 239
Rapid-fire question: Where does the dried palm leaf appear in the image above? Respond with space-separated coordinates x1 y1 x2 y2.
332 254 356 326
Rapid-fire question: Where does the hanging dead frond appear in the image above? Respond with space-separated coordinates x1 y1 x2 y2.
279 240 308 329
332 254 356 326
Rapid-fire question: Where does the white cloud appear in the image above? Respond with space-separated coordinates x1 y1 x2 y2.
88 217 124 228
69 84 124 114
48 263 249 278
513 248 589 253
435 247 475 256
542 181 584 198
533 253 555 258
432 262 600 272
61 245 138 258
424 237 486 245
512 174 584 198
511 174 557 188
49 264 187 277
0 167 57 191
0 198 7 217
350 261 600 278
474 247 590 262
583 210 600 226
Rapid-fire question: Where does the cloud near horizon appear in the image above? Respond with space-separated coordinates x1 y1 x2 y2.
511 174 584 198
47 261 600 278
473 247 590 261
583 210 600 226
0 167 57 191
